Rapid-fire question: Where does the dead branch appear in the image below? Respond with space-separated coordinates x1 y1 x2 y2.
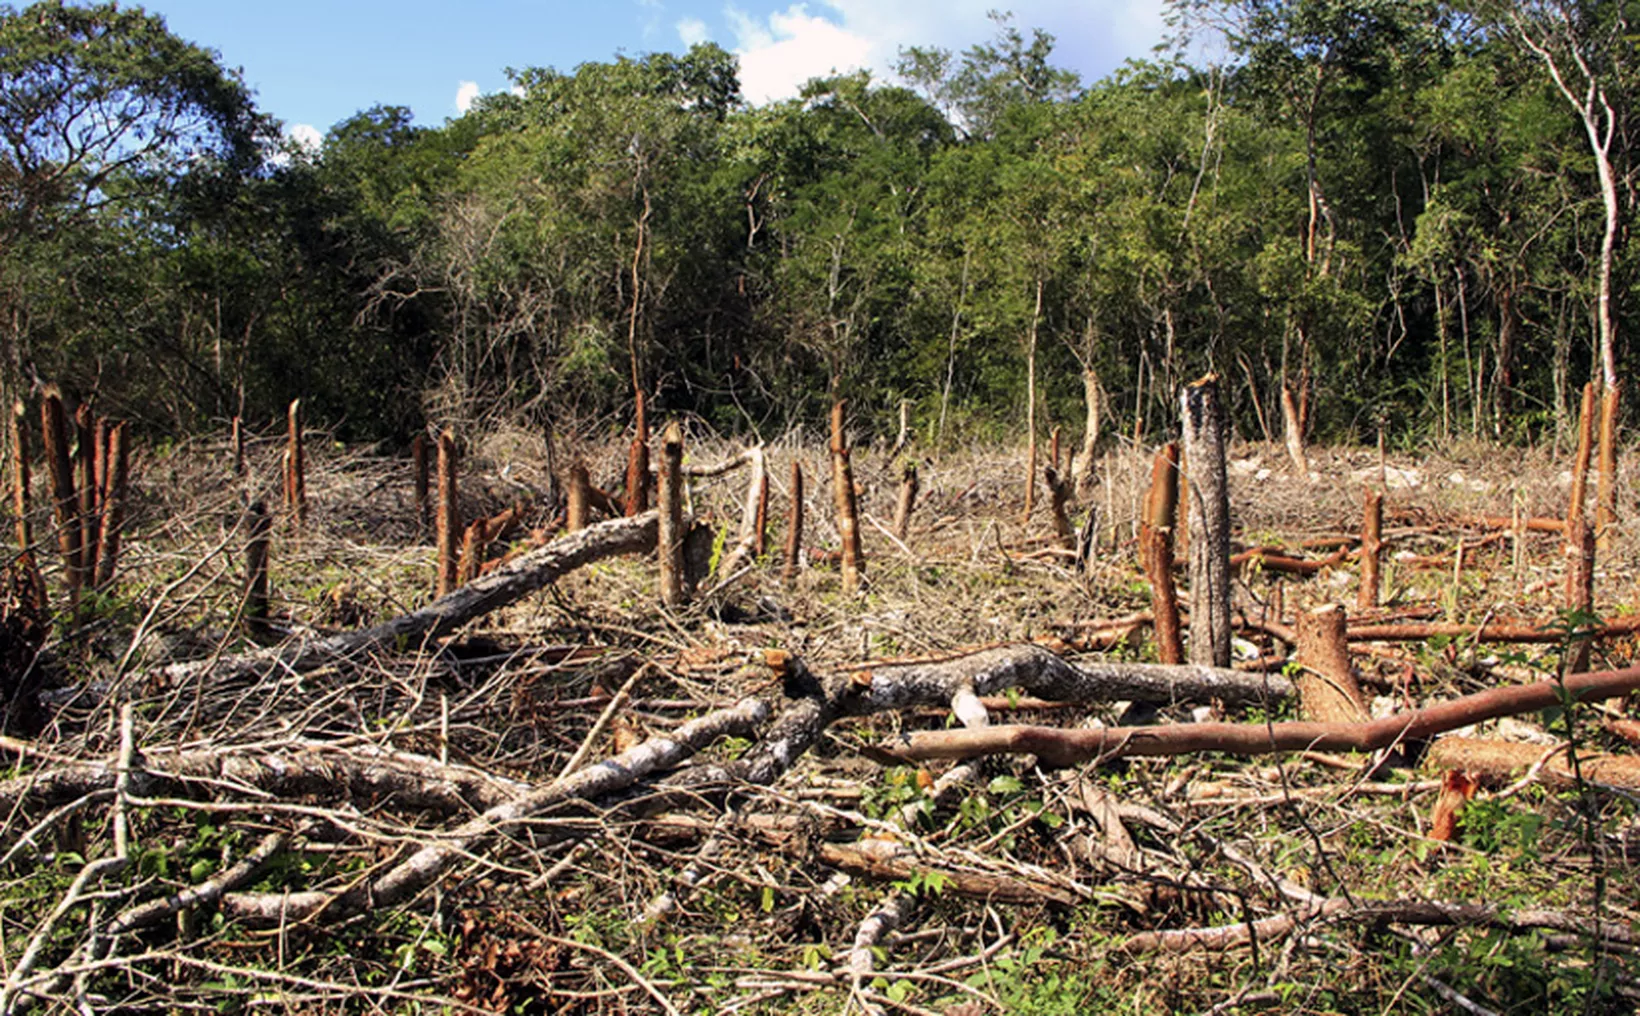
885 663 1640 767
218 696 768 925
156 511 659 688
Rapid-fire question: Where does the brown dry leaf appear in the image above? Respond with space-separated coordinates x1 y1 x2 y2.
612 713 644 753
851 669 874 688
915 768 935 791
1429 769 1478 842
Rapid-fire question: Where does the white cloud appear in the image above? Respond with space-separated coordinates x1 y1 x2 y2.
727 4 874 105
677 16 709 47
286 123 322 152
455 80 481 114
723 1 1169 106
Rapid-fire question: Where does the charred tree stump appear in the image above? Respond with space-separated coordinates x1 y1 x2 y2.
891 461 919 544
783 460 804 588
1595 381 1621 551
831 400 864 596
93 423 128 589
41 391 81 605
1181 376 1232 668
1139 442 1183 665
458 520 485 586
625 390 650 516
411 433 429 533
1358 487 1384 610
1295 604 1367 723
435 430 461 598
658 421 686 608
284 398 306 530
244 500 271 634
567 463 591 533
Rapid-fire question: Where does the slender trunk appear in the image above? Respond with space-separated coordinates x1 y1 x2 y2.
937 248 971 447
1071 368 1101 502
1358 488 1383 611
1280 384 1308 478
76 405 99 583
92 423 128 589
285 399 306 530
1595 382 1621 552
232 416 245 477
1022 279 1043 524
658 421 685 608
435 430 460 598
1139 442 1183 664
244 499 271 634
1180 376 1232 668
782 460 804 588
1568 381 1596 532
892 461 919 544
41 391 81 606
411 433 429 534
625 390 650 516
831 400 864 596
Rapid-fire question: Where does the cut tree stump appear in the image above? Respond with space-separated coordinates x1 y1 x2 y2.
1139 442 1182 665
1181 375 1232 668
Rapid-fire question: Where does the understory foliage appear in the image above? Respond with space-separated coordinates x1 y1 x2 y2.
0 0 1635 444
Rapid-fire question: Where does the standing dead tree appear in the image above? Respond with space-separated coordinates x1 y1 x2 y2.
92 422 128 589
1181 376 1232 667
626 391 650 515
830 400 864 596
1358 487 1384 610
284 398 305 530
658 422 685 608
435 430 460 598
783 460 804 588
40 391 80 606
1140 443 1183 664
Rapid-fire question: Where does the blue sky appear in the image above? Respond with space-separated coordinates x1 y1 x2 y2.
141 1 1170 147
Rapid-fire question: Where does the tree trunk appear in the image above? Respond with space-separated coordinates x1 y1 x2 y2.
1180 376 1232 668
782 460 804 588
1567 380 1595 548
1595 381 1621 552
1071 368 1101 503
1045 467 1074 551
435 430 460 598
625 390 650 516
1139 443 1183 665
285 398 305 530
715 445 767 580
1358 488 1383 610
891 461 918 544
1022 279 1043 524
1295 604 1366 724
411 433 428 533
658 421 685 608
1280 384 1309 478
831 400 864 596
567 463 590 533
41 390 81 606
92 423 128 589
244 500 271 634
76 405 99 583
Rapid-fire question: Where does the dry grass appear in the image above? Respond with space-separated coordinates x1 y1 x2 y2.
2 422 1637 1014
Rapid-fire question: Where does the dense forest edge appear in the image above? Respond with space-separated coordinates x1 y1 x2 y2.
0 0 1634 448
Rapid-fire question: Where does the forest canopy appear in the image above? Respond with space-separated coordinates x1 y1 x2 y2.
0 0 1631 447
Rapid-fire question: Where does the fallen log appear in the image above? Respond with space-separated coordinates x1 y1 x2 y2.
158 512 659 687
1344 616 1640 643
1426 737 1640 791
1122 896 1635 955
218 696 768 925
883 663 1640 767
830 643 1293 716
